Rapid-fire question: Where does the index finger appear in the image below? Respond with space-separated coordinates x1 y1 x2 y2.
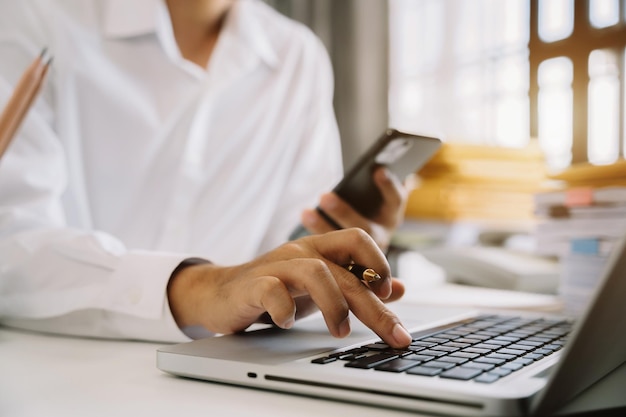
332 265 412 348
306 229 411 347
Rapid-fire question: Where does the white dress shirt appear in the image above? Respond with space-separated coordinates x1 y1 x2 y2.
0 0 342 342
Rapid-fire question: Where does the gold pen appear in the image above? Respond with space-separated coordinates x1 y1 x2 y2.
346 263 382 283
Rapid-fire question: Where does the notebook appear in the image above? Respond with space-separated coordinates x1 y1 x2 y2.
157 234 626 416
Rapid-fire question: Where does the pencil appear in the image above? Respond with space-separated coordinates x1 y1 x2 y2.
0 47 52 159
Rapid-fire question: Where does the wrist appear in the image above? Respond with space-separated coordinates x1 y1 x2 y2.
167 257 211 328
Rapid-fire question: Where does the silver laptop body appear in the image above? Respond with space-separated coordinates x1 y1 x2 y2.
157 235 626 416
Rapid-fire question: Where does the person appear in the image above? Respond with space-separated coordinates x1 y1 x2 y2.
0 0 412 348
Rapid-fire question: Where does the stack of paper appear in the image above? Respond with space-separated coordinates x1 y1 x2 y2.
534 187 626 257
405 142 548 222
533 161 626 316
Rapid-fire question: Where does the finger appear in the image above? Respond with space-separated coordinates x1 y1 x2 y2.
255 259 351 338
332 266 412 348
373 167 406 226
382 278 406 303
362 275 405 302
308 229 391 296
247 276 297 330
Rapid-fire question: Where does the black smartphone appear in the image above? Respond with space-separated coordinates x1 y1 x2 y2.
289 128 442 240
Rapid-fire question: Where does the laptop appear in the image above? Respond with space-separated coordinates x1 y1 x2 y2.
157 235 626 416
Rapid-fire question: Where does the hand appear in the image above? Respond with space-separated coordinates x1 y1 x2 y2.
301 167 408 251
167 228 412 348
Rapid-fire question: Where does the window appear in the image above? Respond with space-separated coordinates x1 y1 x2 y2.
389 0 626 170
389 0 530 148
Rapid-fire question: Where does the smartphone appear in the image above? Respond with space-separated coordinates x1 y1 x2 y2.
289 128 442 240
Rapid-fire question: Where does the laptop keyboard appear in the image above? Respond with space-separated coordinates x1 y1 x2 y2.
311 315 572 383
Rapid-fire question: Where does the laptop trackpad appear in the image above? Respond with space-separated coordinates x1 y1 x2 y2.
161 304 474 365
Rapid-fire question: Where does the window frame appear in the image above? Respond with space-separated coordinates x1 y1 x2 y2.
529 0 626 164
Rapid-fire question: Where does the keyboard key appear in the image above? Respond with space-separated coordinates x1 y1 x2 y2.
421 360 456 370
454 338 482 345
506 344 535 351
473 343 501 350
475 357 506 365
375 359 420 373
528 336 553 343
515 340 544 347
438 332 466 338
437 356 469 365
407 345 426 353
311 356 337 364
431 345 460 353
437 332 461 342
490 367 513 377
465 334 491 341
406 353 436 362
341 353 368 361
484 339 511 346
542 344 562 351
345 353 398 369
422 337 449 343
472 330 500 337
385 348 413 357
364 343 389 350
411 341 437 348
523 353 544 361
330 347 368 359
463 347 492 355
443 342 471 349
501 362 523 371
439 367 483 380
419 349 447 357
406 366 443 377
505 332 531 338
449 351 480 359
511 358 534 366
497 348 526 356
494 336 520 342
487 353 516 361
474 373 500 383
462 361 495 371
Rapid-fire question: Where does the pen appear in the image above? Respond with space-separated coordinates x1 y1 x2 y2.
345 263 382 283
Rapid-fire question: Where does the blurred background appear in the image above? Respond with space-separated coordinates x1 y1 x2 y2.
267 0 626 315
267 0 625 171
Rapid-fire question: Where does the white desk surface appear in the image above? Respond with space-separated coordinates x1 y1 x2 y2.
0 253 565 417
0 325 435 417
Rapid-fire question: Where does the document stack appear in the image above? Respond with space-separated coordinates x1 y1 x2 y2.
533 160 626 316
405 142 547 223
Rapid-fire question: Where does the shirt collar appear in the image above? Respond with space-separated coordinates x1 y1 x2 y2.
226 1 279 69
101 0 279 70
